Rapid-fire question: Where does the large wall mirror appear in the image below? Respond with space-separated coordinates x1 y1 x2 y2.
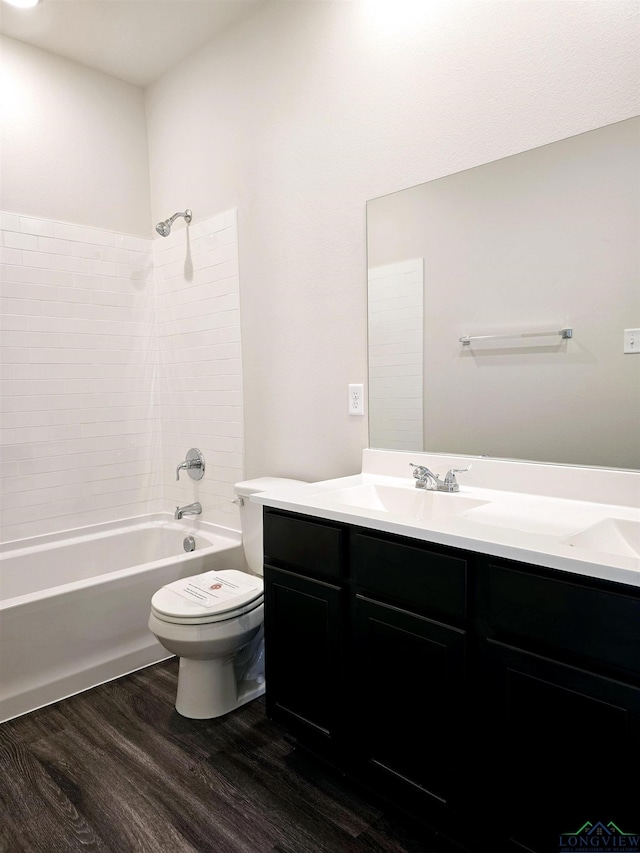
366 117 639 470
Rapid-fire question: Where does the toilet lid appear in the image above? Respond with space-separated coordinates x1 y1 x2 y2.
151 569 263 621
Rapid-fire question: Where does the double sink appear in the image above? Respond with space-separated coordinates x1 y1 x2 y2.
305 480 640 561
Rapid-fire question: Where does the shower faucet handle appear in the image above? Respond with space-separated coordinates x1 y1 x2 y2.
176 448 205 481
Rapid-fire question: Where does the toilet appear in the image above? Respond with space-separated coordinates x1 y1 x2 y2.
148 477 303 719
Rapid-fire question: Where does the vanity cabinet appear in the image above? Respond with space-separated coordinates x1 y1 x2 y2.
350 530 468 819
475 558 640 853
353 597 466 816
262 507 640 853
262 510 348 753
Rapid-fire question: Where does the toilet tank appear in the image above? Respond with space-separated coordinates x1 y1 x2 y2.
234 478 306 576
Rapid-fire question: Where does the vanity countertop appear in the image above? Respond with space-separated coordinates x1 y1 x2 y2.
252 450 640 588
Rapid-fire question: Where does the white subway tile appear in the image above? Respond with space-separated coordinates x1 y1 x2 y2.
88 258 117 276
0 348 28 364
116 262 153 282
21 250 57 269
1 208 242 541
114 233 151 252
1 213 21 231
20 217 54 237
38 267 70 287
3 232 39 251
1 439 68 461
48 423 84 442
0 460 20 478
85 227 116 247
1 409 58 429
0 313 28 332
191 225 237 254
0 246 23 265
38 236 72 255
70 241 102 260
100 246 128 264
57 255 90 274
53 222 87 242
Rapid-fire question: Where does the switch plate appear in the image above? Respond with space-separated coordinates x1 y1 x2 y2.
624 329 640 354
349 383 365 416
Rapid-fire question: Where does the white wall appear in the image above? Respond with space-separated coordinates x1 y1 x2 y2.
0 36 151 236
2 2 639 496
145 0 640 482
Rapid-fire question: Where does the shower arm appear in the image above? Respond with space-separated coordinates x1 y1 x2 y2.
167 209 192 227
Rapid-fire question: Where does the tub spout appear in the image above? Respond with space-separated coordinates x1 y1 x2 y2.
174 502 202 520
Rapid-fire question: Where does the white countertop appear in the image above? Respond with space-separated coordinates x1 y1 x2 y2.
252 450 640 588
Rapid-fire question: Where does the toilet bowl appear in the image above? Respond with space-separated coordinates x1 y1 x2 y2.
148 477 303 719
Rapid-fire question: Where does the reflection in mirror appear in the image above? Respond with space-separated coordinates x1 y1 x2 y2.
366 117 640 470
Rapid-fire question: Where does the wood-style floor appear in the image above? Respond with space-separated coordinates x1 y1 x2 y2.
0 659 466 853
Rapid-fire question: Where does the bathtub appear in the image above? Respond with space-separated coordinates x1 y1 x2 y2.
0 514 246 723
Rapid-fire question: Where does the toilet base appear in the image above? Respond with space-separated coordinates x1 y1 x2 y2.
174 655 265 719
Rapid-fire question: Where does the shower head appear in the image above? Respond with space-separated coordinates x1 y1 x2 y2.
155 209 192 237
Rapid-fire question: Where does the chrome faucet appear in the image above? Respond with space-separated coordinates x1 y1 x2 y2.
174 501 202 520
410 463 470 493
176 448 205 481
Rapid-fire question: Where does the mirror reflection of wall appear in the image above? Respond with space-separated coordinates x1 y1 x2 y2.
368 259 424 451
367 117 640 470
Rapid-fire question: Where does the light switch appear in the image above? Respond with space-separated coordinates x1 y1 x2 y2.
624 329 640 354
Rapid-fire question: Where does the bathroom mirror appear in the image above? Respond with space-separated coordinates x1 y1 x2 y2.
366 116 640 470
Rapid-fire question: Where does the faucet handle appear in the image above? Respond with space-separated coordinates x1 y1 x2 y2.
443 465 471 488
176 448 205 481
410 463 440 490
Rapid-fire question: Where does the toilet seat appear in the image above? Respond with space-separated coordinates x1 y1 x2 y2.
151 569 263 626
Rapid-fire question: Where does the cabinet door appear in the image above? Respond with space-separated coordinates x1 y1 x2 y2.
353 595 466 814
480 639 640 853
264 565 344 748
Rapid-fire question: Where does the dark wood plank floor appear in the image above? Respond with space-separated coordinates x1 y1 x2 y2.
0 659 466 853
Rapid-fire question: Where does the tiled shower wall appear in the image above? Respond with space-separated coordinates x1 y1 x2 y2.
0 210 242 542
155 210 243 531
368 259 424 452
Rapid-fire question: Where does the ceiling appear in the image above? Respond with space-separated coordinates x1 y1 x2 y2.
0 0 266 87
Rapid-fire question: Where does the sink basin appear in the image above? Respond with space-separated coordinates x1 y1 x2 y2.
457 499 609 538
309 483 489 522
562 518 640 559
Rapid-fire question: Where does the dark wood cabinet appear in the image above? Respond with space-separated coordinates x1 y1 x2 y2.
477 638 640 853
350 527 470 821
263 510 348 752
475 557 640 853
350 529 467 624
353 595 466 815
262 507 640 853
263 565 344 747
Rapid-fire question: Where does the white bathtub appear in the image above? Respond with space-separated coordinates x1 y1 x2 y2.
0 514 246 723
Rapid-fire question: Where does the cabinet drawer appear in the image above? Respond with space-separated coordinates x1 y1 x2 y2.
351 531 467 622
263 509 344 579
477 561 640 677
